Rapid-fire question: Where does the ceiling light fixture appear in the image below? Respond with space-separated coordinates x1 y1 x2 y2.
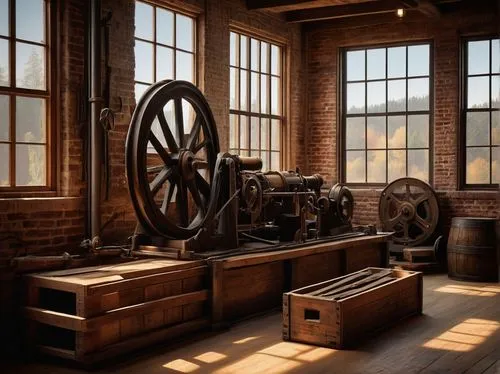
396 8 405 17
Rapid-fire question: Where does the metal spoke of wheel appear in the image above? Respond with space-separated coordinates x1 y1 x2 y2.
149 132 172 165
187 178 205 213
157 109 179 153
413 194 430 206
176 178 189 226
148 165 164 174
187 115 202 151
149 167 173 196
175 98 184 148
414 214 430 230
195 172 211 198
405 183 411 199
403 223 409 241
386 213 402 229
193 139 209 154
161 180 176 214
389 193 403 208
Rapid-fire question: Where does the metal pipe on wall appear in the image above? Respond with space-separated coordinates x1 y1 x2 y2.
89 0 103 241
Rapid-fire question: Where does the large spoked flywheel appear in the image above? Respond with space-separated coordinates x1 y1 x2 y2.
126 80 220 239
379 177 439 246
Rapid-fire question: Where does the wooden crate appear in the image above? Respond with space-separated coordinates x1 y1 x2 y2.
23 259 210 363
283 267 422 349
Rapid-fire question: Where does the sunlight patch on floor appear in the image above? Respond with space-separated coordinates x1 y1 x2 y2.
423 318 499 352
193 351 227 364
162 359 200 373
232 336 261 344
434 284 500 297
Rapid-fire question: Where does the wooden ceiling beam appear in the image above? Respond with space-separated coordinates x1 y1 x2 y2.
285 0 413 23
400 0 441 17
246 0 312 10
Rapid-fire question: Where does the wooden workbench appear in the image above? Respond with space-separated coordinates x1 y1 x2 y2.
210 233 392 325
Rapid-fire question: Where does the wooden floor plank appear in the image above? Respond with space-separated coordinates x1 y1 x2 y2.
4 274 500 374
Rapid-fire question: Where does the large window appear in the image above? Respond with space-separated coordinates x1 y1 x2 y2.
342 43 431 184
462 38 499 186
229 31 283 171
134 1 196 101
0 0 53 191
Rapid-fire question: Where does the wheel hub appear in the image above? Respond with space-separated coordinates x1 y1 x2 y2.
400 202 415 222
179 150 196 181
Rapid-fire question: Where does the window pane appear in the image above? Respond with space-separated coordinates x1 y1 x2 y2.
408 149 428 182
261 42 269 73
271 119 280 151
240 35 248 69
230 32 238 66
468 40 490 75
260 74 269 114
493 147 499 184
388 150 406 181
16 43 46 90
492 76 499 109
0 95 8 141
240 115 249 149
251 117 259 150
0 144 8 186
251 72 259 112
467 77 489 108
16 144 46 186
271 77 281 115
240 70 248 110
346 50 365 81
271 151 280 170
407 114 429 148
0 0 7 36
176 14 194 52
176 51 194 82
367 150 386 183
230 67 238 110
346 117 365 149
251 38 259 71
261 118 269 150
466 112 490 146
136 1 154 40
466 147 490 184
16 97 45 143
367 48 385 80
16 0 45 43
388 116 406 148
346 82 365 114
156 46 173 80
135 40 153 83
156 8 173 45
408 78 429 111
135 83 149 102
229 114 238 149
0 39 8 86
367 81 386 113
388 47 406 78
493 112 500 145
408 44 429 77
388 79 406 112
271 45 280 76
493 39 500 74
367 116 386 149
346 151 365 183
261 150 269 171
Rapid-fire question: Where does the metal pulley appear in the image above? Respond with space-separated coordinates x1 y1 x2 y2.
379 177 439 246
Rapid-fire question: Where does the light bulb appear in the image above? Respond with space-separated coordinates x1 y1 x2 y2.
396 8 405 17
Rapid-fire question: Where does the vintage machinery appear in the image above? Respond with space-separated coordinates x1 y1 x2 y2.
126 80 357 255
379 177 439 247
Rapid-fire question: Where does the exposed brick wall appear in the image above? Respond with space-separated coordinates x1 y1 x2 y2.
304 4 499 236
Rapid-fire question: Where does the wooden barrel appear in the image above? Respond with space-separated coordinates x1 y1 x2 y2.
447 217 498 282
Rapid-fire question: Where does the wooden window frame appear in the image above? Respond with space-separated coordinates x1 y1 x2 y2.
0 0 59 196
459 35 499 190
134 0 198 100
228 27 286 171
339 40 434 188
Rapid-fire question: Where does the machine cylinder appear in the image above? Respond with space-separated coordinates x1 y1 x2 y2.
236 156 263 171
